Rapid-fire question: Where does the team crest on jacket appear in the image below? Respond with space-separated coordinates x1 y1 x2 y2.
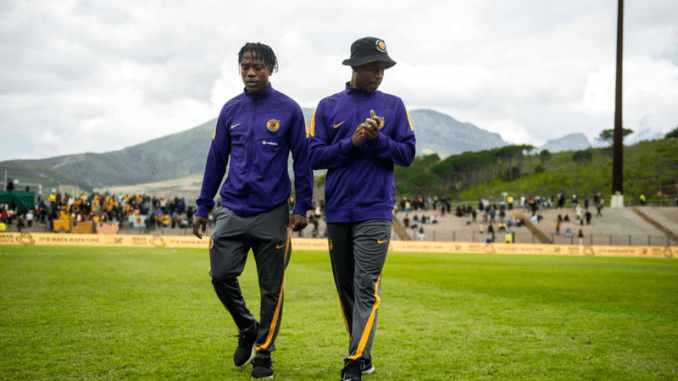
209 237 214 249
328 238 333 251
267 119 280 132
376 40 387 52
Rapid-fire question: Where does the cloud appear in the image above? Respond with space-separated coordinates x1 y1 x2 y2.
1 0 678 162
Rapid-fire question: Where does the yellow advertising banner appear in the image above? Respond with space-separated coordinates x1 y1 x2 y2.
0 233 676 258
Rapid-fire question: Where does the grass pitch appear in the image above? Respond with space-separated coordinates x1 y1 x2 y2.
1 245 676 380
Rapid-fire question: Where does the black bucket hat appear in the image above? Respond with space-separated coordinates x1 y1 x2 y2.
342 37 396 68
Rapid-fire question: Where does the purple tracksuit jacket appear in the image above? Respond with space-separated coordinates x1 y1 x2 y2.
308 84 416 223
196 85 313 218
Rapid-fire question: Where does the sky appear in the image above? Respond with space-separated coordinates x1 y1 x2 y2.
1 0 677 162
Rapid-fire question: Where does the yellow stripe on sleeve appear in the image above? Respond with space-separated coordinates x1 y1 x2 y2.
310 109 317 137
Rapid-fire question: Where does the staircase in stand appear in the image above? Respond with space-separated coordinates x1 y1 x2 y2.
517 214 553 244
392 218 412 241
631 208 678 244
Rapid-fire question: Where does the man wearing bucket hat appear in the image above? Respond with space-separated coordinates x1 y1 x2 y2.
308 37 416 381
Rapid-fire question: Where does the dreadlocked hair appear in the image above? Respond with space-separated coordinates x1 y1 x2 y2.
238 42 278 72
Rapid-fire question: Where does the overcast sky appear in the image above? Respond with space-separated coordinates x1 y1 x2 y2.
1 0 677 162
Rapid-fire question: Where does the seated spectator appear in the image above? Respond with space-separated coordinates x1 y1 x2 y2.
565 228 572 238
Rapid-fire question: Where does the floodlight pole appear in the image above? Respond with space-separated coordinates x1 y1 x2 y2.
611 0 625 208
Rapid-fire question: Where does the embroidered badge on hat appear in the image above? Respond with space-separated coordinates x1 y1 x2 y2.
376 39 387 52
267 119 280 132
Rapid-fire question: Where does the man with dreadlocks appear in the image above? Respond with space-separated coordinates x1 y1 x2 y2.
194 42 313 379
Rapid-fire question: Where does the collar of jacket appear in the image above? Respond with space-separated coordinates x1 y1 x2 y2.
243 84 274 100
344 82 376 96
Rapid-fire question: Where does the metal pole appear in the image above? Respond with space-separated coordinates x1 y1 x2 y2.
612 0 625 195
3 169 6 192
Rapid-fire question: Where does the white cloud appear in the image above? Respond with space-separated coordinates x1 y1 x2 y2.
1 0 678 161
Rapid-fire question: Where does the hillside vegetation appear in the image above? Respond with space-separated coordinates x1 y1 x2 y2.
395 138 678 202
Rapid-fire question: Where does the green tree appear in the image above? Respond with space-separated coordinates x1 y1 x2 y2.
572 149 593 165
539 149 551 164
665 126 678 139
597 128 634 144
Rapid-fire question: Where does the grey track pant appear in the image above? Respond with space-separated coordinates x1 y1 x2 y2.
209 202 291 354
327 220 391 362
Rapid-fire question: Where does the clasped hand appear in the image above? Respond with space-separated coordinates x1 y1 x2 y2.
352 110 382 147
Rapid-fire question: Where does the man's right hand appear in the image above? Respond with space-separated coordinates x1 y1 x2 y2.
193 216 207 239
352 115 380 147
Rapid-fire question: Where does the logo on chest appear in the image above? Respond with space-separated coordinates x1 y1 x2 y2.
266 119 280 132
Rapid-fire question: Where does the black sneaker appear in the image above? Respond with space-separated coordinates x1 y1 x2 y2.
362 357 375 375
233 323 258 367
251 356 273 379
341 360 362 381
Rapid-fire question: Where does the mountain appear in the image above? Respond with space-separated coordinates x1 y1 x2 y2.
2 119 216 192
407 109 507 157
539 133 590 153
540 129 665 153
301 108 506 158
1 108 507 191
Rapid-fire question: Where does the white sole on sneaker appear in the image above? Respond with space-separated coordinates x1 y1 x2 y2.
362 365 375 375
246 347 255 366
238 346 255 367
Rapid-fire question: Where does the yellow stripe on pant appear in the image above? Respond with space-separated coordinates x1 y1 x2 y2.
347 275 381 360
255 233 290 352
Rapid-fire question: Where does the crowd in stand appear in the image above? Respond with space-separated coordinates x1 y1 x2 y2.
391 192 615 242
0 192 200 233
2 190 676 239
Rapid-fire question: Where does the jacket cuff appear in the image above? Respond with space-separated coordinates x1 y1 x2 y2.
373 133 389 152
340 137 355 153
292 205 308 216
195 205 211 217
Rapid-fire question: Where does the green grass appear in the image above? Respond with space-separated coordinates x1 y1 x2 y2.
1 246 677 380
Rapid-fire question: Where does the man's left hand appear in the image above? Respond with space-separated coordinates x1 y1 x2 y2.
287 213 308 232
364 110 381 140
